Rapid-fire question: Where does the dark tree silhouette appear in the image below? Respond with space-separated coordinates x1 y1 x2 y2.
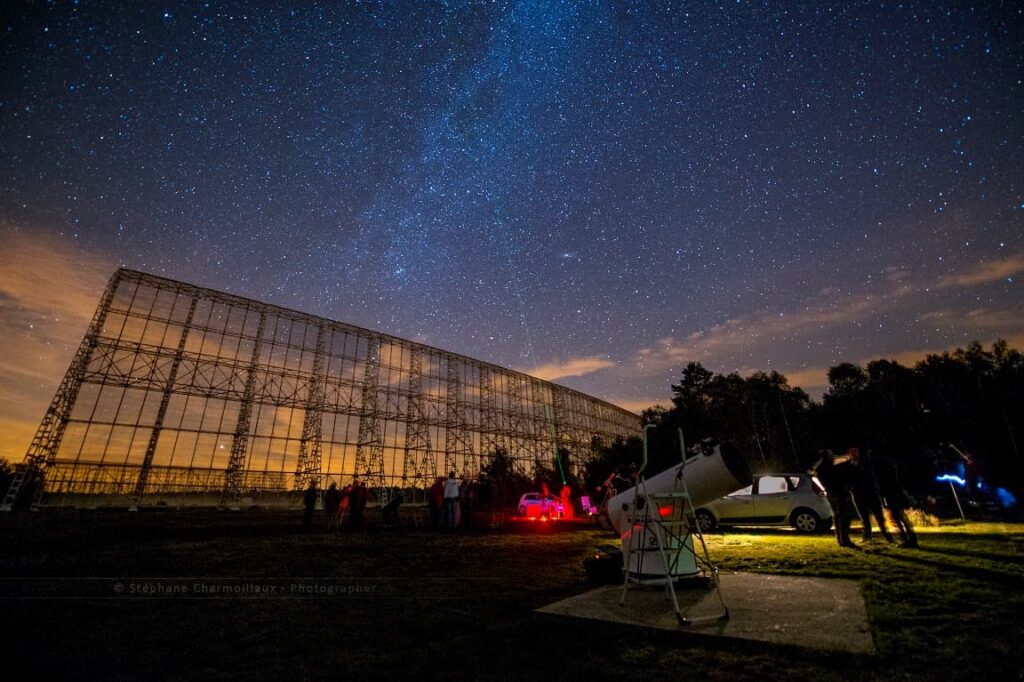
587 340 1023 514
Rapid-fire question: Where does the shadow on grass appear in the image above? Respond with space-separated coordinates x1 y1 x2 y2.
912 544 1024 566
868 547 1024 587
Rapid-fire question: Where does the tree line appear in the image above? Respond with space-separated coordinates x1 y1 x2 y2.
583 340 1023 513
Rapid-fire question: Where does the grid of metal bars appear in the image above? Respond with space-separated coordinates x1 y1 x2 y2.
13 268 641 504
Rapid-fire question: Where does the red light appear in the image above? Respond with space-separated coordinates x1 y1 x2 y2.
658 506 673 517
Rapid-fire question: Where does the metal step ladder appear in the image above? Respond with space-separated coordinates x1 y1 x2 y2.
1 461 43 512
620 427 729 626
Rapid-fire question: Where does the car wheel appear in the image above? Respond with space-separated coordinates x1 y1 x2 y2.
695 509 717 533
518 505 527 516
792 508 820 533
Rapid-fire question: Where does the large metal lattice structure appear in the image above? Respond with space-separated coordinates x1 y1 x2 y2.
2 269 640 508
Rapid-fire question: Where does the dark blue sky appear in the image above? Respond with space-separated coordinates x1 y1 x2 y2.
1 1 1022 416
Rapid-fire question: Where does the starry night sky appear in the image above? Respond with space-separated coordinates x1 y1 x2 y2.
1 1 1022 439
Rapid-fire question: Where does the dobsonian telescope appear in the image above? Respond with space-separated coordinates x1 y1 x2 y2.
607 427 751 580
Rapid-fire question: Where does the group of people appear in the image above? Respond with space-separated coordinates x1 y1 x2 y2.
303 472 483 531
813 447 918 549
302 479 369 529
427 472 478 530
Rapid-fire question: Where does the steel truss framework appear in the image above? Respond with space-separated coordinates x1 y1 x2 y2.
2 269 640 508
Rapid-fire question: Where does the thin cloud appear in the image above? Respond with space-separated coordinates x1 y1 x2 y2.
0 228 113 460
884 266 912 282
919 307 1023 338
525 356 615 381
631 253 1024 401
636 288 899 372
608 398 667 415
0 231 111 319
962 308 1024 330
937 253 1024 288
636 252 1024 376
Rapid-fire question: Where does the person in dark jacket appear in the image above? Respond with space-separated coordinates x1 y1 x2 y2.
849 448 894 543
349 479 368 527
302 480 318 529
874 452 918 548
323 482 342 529
813 449 856 548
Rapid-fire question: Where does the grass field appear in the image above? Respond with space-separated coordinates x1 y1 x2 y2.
1 511 1021 681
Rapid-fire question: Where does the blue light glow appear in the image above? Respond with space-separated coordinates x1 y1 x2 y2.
995 487 1018 509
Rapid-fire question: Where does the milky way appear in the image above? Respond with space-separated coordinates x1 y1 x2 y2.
1 1 1022 413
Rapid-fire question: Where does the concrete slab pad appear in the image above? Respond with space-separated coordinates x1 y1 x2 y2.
538 572 874 654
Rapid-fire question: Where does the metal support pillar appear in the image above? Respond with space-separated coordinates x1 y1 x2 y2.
444 356 474 477
504 375 531 474
295 324 326 490
549 388 567 483
132 295 198 508
401 348 434 494
355 337 387 504
222 311 265 506
529 380 551 476
479 367 501 468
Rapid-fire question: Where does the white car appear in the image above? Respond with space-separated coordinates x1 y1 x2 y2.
517 493 563 518
695 473 833 533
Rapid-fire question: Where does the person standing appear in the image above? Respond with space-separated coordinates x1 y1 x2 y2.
875 452 918 548
849 448 894 543
302 480 318 530
428 477 445 529
458 478 468 530
323 482 342 529
443 471 460 530
339 482 353 525
560 484 573 520
349 478 368 527
813 450 855 548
